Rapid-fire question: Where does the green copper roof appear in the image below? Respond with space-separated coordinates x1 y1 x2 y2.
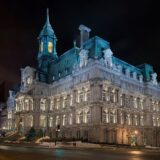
39 9 57 39
38 34 154 83
48 47 79 82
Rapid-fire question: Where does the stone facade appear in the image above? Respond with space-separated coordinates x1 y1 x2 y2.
9 10 160 146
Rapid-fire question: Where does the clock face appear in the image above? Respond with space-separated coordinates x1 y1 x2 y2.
48 42 53 53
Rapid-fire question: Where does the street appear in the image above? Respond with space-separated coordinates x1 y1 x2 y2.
0 145 160 160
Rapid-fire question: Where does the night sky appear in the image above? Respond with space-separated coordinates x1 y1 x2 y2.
0 0 160 100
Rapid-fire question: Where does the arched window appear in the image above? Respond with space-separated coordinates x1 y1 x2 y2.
133 115 138 126
153 116 156 126
103 109 109 123
50 100 54 110
40 99 46 111
69 113 73 125
62 115 67 126
56 116 60 126
126 114 131 125
76 112 80 124
84 110 90 123
157 117 160 127
140 115 144 126
25 99 29 111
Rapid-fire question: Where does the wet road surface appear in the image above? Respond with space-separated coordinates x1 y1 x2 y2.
0 145 160 160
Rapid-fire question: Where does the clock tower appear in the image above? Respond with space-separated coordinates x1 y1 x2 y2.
37 9 57 82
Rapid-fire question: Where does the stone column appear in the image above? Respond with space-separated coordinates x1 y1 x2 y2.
33 98 40 130
90 80 102 103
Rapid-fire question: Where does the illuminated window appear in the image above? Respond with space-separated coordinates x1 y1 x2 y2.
79 92 83 102
102 90 107 101
110 110 116 123
49 117 53 127
25 99 29 111
140 115 144 126
28 115 33 127
76 112 83 124
103 109 109 123
153 116 156 126
70 95 73 106
133 115 138 126
40 115 46 127
63 97 67 108
40 99 46 111
120 112 124 124
8 111 12 119
84 110 90 123
56 116 60 126
50 100 54 110
48 42 53 53
140 99 144 110
157 117 160 127
62 115 66 126
56 99 60 109
126 114 131 125
69 113 73 125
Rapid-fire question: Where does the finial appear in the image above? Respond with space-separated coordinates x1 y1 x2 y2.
46 8 50 24
73 40 76 48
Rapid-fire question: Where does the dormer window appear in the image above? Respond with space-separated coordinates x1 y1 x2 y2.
40 41 43 52
59 72 61 78
65 68 68 74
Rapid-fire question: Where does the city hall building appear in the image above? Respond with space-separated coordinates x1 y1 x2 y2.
13 10 160 146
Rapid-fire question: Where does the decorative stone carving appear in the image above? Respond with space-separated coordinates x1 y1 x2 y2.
103 48 113 68
79 49 89 68
21 66 36 91
151 73 158 85
139 75 143 83
125 68 130 77
117 65 122 73
133 72 137 80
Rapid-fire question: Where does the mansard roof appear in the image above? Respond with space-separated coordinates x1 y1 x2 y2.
47 36 155 83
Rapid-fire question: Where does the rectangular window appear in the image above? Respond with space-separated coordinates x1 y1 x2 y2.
122 94 125 107
79 92 83 103
56 99 60 109
50 100 54 110
102 90 107 101
70 95 73 106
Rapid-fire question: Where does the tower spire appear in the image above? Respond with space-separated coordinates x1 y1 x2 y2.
46 8 50 24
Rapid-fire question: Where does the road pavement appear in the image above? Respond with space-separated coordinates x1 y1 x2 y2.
0 145 160 160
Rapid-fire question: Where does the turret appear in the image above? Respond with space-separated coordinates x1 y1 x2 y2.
37 9 58 82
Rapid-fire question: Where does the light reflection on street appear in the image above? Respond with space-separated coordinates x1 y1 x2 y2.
129 150 143 155
54 149 65 157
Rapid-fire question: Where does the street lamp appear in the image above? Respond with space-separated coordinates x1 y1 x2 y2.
134 130 138 146
55 125 60 146
134 130 138 135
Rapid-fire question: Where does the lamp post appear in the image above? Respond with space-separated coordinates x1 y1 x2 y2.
135 130 138 146
55 125 60 146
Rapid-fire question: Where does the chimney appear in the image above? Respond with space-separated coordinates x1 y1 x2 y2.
9 90 13 98
79 25 91 48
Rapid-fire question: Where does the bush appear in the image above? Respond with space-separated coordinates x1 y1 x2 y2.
26 127 36 141
37 129 43 138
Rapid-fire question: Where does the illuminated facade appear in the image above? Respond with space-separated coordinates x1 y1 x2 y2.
13 9 160 146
